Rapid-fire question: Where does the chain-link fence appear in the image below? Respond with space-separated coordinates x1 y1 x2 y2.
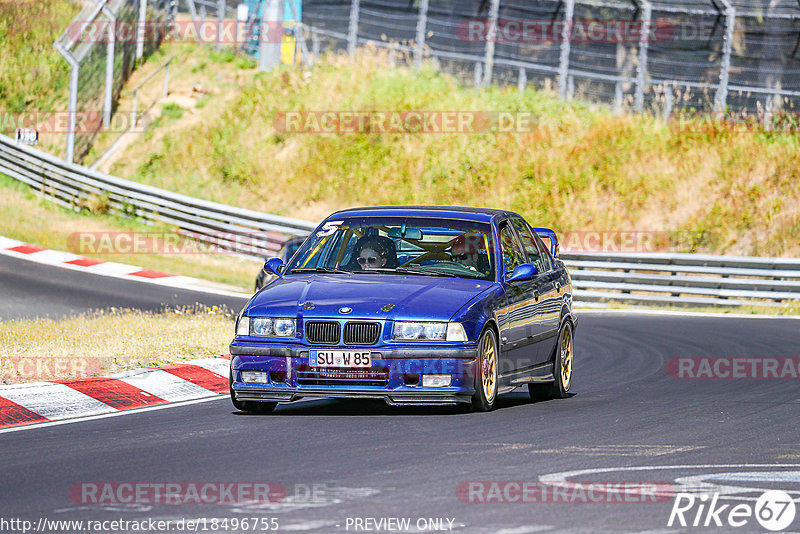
300 0 800 116
54 0 170 163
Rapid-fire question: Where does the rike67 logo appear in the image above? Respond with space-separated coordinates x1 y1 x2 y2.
668 490 796 531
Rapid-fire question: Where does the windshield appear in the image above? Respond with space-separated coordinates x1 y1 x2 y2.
286 216 496 281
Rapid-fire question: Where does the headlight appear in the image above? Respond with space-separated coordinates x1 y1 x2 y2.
237 317 296 337
393 321 450 341
273 318 296 337
252 317 273 336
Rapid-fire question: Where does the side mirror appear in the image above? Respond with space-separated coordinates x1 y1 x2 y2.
264 257 285 277
505 263 538 284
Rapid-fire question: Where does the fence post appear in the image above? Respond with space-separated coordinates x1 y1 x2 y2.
348 0 360 55
518 68 527 93
634 0 651 112
312 30 320 62
557 0 575 98
614 81 623 114
136 0 147 60
258 0 284 71
474 61 482 87
714 0 735 111
163 60 170 98
216 0 225 51
286 0 311 67
102 6 116 129
414 0 429 68
482 0 500 86
54 43 79 164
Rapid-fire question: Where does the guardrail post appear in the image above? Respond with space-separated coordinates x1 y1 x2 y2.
482 0 500 86
312 31 320 63
414 0 429 69
474 61 482 87
714 0 735 112
663 85 673 121
634 0 651 112
518 67 527 93
557 0 575 99
614 81 623 114
347 0 360 55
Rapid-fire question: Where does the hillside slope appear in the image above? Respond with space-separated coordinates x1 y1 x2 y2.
42 46 800 257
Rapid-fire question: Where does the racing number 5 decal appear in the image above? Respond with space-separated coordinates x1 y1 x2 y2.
317 220 344 237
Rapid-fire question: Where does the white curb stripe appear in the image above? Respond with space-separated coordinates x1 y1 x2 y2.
188 358 230 377
117 369 216 402
0 382 116 419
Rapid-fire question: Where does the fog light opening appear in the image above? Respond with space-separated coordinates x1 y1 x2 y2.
403 373 420 386
269 370 287 383
422 374 451 387
241 371 269 384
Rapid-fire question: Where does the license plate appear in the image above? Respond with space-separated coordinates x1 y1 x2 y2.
310 350 371 368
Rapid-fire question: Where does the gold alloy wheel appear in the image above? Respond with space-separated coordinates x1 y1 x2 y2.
560 325 573 389
481 332 497 402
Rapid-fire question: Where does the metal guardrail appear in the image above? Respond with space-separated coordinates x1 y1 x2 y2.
1 134 798 306
0 134 317 259
562 252 800 307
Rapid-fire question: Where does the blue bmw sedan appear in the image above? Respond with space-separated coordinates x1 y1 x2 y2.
230 206 576 412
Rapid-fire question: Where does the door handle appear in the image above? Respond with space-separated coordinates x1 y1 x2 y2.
555 281 561 293
533 289 539 302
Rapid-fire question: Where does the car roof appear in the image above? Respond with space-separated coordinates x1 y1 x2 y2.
328 205 519 223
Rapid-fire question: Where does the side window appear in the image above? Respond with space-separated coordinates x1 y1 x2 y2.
499 223 525 272
533 233 554 272
511 218 547 273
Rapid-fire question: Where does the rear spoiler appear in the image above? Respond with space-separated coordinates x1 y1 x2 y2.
533 227 559 257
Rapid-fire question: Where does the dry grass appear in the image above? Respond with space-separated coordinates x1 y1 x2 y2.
0 306 234 384
94 45 800 257
0 173 260 290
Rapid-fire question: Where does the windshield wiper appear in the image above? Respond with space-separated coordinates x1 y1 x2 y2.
290 267 351 275
394 266 458 277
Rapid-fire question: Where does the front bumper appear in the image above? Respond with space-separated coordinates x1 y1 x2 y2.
230 342 479 406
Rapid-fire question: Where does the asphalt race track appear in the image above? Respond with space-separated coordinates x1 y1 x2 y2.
2 257 800 532
0 254 247 320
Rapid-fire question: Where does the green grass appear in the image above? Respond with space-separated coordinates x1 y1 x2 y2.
0 0 79 112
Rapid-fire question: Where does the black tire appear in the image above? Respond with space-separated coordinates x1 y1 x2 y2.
528 321 573 401
471 328 499 412
230 372 277 414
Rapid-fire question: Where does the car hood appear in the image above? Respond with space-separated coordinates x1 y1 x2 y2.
247 274 494 321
